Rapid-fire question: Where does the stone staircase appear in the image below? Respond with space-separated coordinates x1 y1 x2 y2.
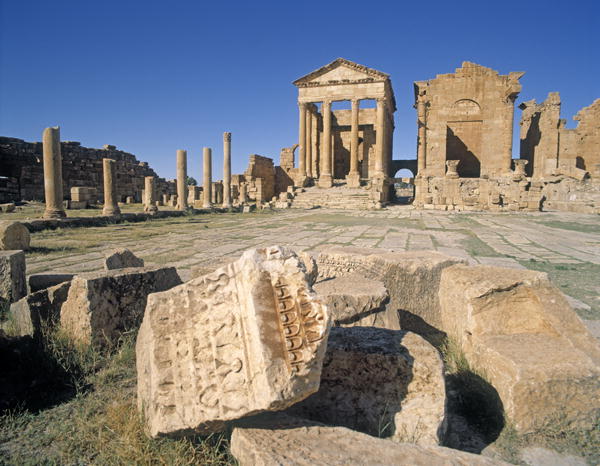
290 183 375 210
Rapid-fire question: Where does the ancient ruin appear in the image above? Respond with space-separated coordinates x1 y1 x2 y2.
42 127 66 219
176 149 188 210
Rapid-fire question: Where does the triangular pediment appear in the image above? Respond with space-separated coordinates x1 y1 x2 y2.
293 58 389 87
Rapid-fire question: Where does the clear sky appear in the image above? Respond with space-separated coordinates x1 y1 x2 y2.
1 0 598 181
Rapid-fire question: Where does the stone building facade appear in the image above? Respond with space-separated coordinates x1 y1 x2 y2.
0 136 174 204
292 58 395 190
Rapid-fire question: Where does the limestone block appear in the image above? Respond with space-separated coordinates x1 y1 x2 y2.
0 221 30 251
0 203 15 213
230 413 507 466
317 248 464 334
290 327 446 446
313 274 388 326
298 252 317 286
136 246 331 437
439 264 600 433
9 282 71 337
28 273 74 293
104 248 144 270
0 251 26 306
61 266 181 346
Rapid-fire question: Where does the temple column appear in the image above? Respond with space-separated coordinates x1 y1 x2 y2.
346 98 361 187
374 97 386 177
102 158 121 216
416 96 427 176
176 149 188 210
223 133 232 208
305 106 312 178
144 176 158 213
42 126 66 219
203 147 212 208
298 102 307 178
319 100 333 187
311 111 319 177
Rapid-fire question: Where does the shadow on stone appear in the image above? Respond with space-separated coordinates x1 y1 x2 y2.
397 308 448 348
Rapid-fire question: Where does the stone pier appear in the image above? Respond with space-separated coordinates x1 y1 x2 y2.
203 147 212 208
223 133 232 208
42 126 66 219
176 150 188 210
102 158 121 216
144 176 158 213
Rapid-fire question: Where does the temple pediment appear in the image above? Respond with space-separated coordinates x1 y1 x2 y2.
293 58 389 87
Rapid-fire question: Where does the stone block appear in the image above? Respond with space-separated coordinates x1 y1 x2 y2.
0 251 26 306
104 248 144 270
0 221 30 251
0 203 15 213
290 327 446 446
439 264 600 433
230 414 507 466
61 266 182 346
136 246 331 437
9 282 71 337
313 274 388 326
28 273 74 293
68 200 88 209
317 248 464 335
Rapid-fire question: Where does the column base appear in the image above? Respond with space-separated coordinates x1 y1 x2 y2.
43 208 66 219
346 172 361 188
144 205 158 214
319 175 333 188
102 207 121 217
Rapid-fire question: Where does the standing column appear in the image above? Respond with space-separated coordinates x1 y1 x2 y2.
223 132 232 208
176 149 188 210
311 111 319 177
319 100 333 188
305 106 313 178
102 158 121 216
416 96 427 176
347 99 361 187
144 176 158 213
503 97 516 175
298 102 307 178
202 147 212 208
42 126 66 218
374 97 386 177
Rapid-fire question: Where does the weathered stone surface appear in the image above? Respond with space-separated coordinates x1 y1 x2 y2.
313 274 388 326
104 248 144 270
28 273 74 293
136 246 331 437
0 221 30 251
520 446 587 466
298 252 317 286
439 264 600 433
317 247 464 335
0 251 26 306
61 266 181 346
0 203 15 213
230 413 508 466
9 282 71 337
290 327 446 446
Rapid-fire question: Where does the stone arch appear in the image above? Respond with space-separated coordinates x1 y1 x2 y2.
452 99 482 118
390 159 418 177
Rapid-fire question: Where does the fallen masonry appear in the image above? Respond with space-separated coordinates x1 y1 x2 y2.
0 250 26 307
0 221 30 251
230 413 508 466
136 246 331 437
104 248 145 270
61 266 182 346
289 326 447 446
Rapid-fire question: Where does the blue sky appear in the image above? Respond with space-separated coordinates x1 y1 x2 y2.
1 0 598 180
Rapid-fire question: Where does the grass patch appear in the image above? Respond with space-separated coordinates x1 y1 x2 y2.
459 231 504 257
532 219 600 235
0 328 233 464
297 213 425 229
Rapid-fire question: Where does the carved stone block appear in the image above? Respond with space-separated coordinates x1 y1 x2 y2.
136 246 331 437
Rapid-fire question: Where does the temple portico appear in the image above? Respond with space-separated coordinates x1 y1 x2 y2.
293 58 396 189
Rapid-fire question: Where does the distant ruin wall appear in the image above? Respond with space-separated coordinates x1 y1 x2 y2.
0 137 174 203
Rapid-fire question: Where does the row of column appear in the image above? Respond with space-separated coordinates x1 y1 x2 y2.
41 127 234 219
298 97 389 188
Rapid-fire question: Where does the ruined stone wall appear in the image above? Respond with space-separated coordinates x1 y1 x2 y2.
519 96 600 180
415 62 523 178
0 137 174 203
243 154 275 202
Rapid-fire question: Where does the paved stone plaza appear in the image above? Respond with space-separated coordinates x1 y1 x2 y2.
23 207 600 324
